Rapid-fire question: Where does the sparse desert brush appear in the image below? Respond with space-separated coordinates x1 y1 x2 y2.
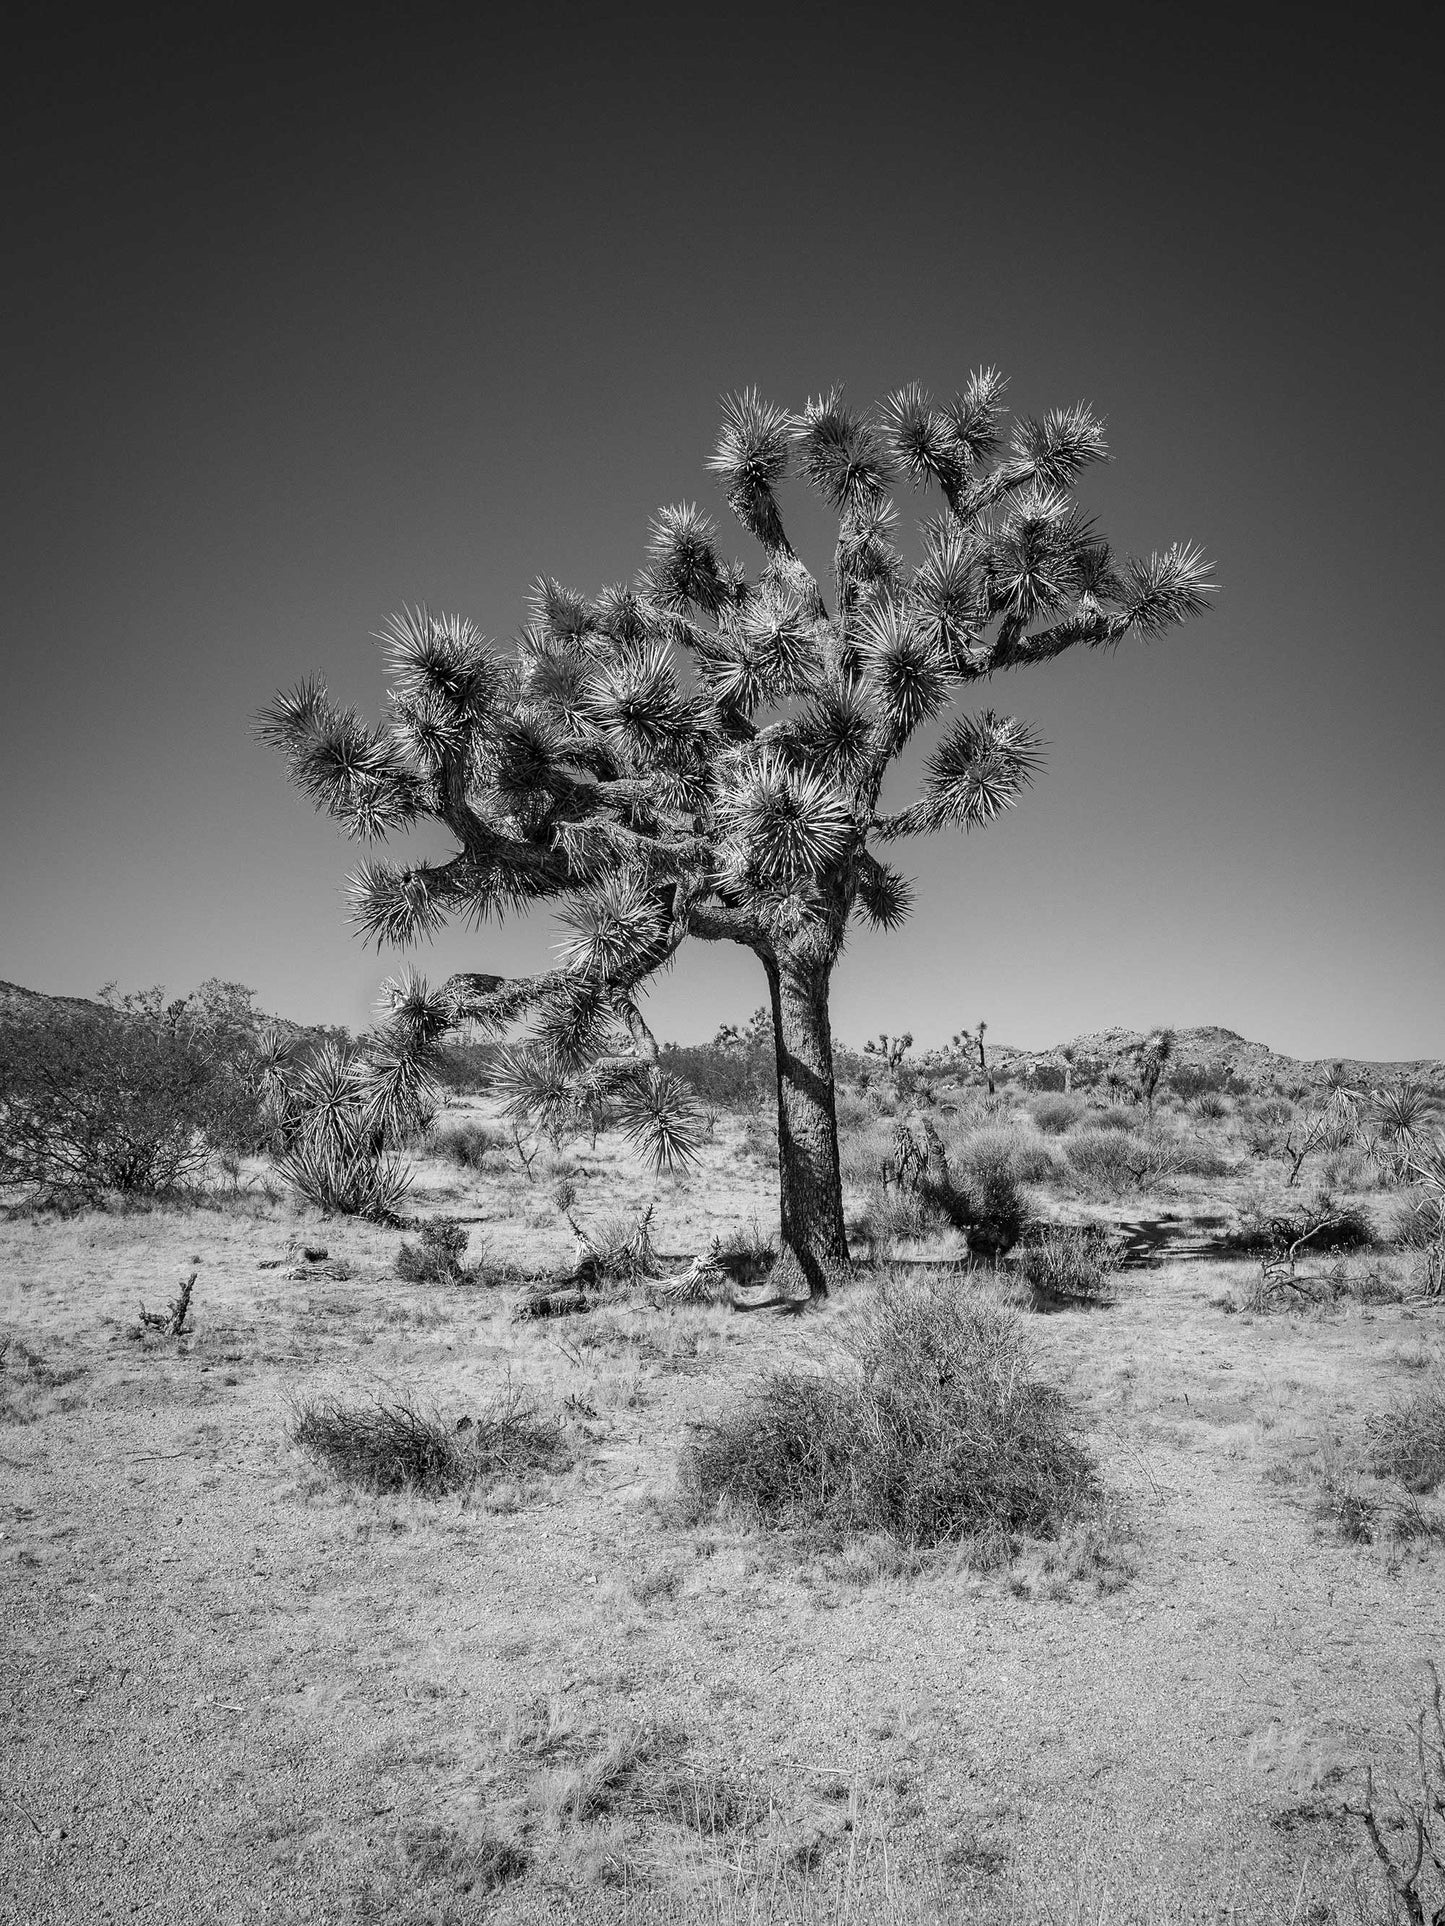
402 1822 528 1898
1013 1226 1124 1306
395 1217 484 1285
1170 1135 1235 1179
679 1272 1098 1547
291 1383 567 1495
951 1121 1030 1181
1226 1193 1375 1259
1369 1364 1445 1495
1028 1093 1084 1136
1321 1146 1377 1192
1085 1107 1137 1133
429 1119 507 1171
1064 1125 1139 1192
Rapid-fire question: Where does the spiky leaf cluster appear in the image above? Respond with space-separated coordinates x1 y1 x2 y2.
263 377 1213 1148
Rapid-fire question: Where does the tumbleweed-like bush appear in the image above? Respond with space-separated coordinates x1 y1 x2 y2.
680 1272 1098 1546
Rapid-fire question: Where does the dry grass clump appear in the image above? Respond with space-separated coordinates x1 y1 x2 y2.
402 1822 529 1896
1013 1227 1124 1306
291 1383 567 1495
1370 1364 1445 1495
680 1273 1098 1547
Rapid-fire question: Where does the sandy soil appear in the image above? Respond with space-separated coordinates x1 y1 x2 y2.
1 1111 1441 1924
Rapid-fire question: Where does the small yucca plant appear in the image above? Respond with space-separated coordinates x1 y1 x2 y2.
265 976 448 1220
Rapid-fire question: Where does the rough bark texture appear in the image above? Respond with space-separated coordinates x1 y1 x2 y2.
764 951 850 1300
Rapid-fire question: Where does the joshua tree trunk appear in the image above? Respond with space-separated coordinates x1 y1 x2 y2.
763 950 850 1299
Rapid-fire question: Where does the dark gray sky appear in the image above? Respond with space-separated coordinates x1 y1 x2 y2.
3 5 1440 1059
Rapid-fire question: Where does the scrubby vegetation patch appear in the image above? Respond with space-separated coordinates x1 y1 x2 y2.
681 1273 1098 1547
292 1384 567 1495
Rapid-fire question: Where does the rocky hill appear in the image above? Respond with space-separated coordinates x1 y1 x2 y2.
977 1024 1444 1096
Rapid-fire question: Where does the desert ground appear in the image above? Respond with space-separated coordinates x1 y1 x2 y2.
2 1079 1443 1926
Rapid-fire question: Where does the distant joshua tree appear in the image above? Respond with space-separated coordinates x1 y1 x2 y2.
261 376 1213 1297
864 1031 914 1071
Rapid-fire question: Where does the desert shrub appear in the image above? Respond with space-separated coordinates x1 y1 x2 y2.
1065 1126 1139 1191
1014 1227 1123 1305
1369 1365 1445 1494
396 1217 482 1284
292 1384 566 1495
1086 1107 1137 1132
1192 1091 1232 1121
1321 1146 1375 1192
1226 1194 1376 1258
430 1120 507 1170
1029 1093 1084 1136
857 1185 940 1247
660 1040 775 1112
1171 1136 1235 1178
929 1128 1032 1253
835 1089 872 1130
953 1161 1030 1255
1249 1096 1296 1126
952 1122 1028 1179
1011 1140 1060 1183
680 1274 1098 1546
0 997 259 1201
1168 1061 1231 1103
710 1222 776 1287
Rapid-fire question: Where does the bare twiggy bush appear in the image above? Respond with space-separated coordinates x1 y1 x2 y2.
291 1383 567 1495
0 994 259 1201
680 1272 1098 1546
1349 1663 1445 1926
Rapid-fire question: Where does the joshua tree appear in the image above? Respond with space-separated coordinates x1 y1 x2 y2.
1137 1028 1175 1122
864 1031 914 1071
261 375 1213 1297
